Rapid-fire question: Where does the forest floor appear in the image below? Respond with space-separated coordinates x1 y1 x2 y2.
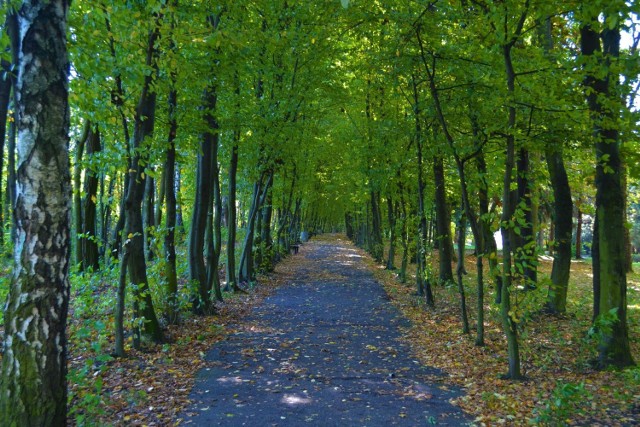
0 234 638 425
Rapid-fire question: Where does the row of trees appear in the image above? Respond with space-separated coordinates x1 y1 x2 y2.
0 0 347 424
339 0 638 380
0 0 637 424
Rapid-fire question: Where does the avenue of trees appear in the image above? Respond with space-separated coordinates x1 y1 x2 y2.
0 0 638 423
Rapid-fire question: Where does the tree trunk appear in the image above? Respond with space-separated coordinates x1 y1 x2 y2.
188 88 216 315
101 175 116 262
581 18 634 368
239 182 261 283
114 242 129 357
164 28 179 323
370 190 383 263
0 2 71 424
500 38 524 380
411 75 433 304
209 142 223 302
123 14 164 345
226 131 239 291
398 189 409 283
456 201 470 334
143 172 155 260
545 148 572 313
258 181 274 272
5 117 17 243
0 57 12 247
386 196 396 270
516 148 537 289
575 207 583 259
204 99 223 302
155 168 165 227
74 121 88 269
175 165 184 232
434 155 454 284
81 126 101 271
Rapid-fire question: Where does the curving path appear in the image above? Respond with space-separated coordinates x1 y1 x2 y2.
180 236 471 426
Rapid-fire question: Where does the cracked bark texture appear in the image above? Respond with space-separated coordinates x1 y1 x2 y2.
0 1 71 425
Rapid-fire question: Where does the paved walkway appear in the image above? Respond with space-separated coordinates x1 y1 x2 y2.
181 236 471 426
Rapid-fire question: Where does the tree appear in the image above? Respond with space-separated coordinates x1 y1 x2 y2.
581 2 635 368
0 1 71 424
121 7 165 346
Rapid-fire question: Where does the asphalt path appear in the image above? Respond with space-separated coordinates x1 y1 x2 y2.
181 236 471 426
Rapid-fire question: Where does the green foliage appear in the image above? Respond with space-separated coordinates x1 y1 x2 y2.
0 260 9 325
68 319 114 426
532 381 592 426
587 308 620 349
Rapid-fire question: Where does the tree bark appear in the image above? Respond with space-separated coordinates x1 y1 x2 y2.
516 148 537 288
0 2 71 424
545 148 572 313
74 121 89 269
581 17 634 368
0 57 12 247
500 29 525 379
226 131 239 291
575 206 583 259
434 155 454 284
164 18 179 322
143 172 155 260
411 74 434 304
188 87 216 315
369 190 383 263
81 126 101 271
386 196 396 270
122 13 164 345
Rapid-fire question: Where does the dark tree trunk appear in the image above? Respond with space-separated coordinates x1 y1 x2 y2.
205 107 223 303
345 212 354 240
434 155 454 284
164 22 179 323
399 188 409 283
0 2 71 424
189 88 216 315
370 190 383 263
411 75 433 305
101 175 116 261
175 165 184 232
500 35 525 380
143 172 156 260
122 15 164 345
226 131 239 291
386 196 396 270
74 121 88 268
545 148 573 313
516 148 537 289
239 178 265 283
455 204 467 275
581 18 634 368
456 201 470 334
81 126 101 271
258 181 274 272
155 168 165 227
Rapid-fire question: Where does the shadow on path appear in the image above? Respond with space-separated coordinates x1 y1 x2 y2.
181 236 471 426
